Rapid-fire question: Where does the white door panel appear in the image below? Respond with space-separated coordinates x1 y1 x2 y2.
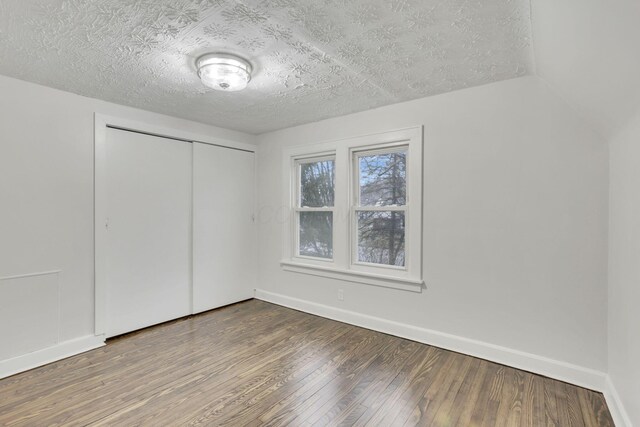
193 143 255 313
105 128 191 337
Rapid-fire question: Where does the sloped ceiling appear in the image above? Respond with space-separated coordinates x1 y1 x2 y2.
531 0 640 139
0 0 533 134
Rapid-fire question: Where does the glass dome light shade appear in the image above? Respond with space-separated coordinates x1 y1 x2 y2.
197 53 252 92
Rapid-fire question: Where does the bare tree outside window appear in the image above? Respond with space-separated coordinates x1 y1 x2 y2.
356 150 407 266
297 159 334 259
300 160 334 207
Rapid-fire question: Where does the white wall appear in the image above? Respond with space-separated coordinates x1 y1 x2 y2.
532 2 640 422
531 0 640 139
256 76 609 375
0 74 255 367
608 108 640 426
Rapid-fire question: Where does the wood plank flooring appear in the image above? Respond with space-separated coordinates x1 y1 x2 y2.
0 300 614 426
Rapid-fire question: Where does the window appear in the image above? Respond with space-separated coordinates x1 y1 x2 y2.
282 127 423 292
296 157 335 260
354 148 407 267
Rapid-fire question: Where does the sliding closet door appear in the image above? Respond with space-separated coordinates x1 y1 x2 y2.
104 128 192 337
193 142 255 313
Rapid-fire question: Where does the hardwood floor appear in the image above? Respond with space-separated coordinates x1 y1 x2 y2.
0 300 614 426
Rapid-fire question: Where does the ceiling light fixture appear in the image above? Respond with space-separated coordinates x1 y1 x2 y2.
196 53 252 92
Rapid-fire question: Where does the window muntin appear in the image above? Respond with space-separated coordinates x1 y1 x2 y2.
295 157 335 260
354 147 408 268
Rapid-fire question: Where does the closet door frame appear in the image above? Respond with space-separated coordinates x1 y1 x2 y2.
94 113 256 338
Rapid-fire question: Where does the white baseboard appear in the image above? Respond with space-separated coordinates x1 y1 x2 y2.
604 375 633 427
0 335 105 380
254 289 607 393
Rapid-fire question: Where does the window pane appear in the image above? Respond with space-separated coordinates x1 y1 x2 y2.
357 211 405 266
299 211 333 259
359 151 406 206
300 159 335 207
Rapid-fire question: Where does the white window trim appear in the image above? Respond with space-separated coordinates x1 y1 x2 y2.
281 127 424 293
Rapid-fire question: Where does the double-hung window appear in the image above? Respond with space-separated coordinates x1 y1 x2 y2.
282 127 423 292
295 156 335 260
353 147 407 268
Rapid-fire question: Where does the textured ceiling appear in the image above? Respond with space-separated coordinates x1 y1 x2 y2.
0 0 533 134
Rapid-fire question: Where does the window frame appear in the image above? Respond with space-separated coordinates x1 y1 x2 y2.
351 144 409 272
281 127 423 292
293 154 336 262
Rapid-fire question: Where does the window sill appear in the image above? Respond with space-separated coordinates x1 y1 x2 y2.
280 260 424 293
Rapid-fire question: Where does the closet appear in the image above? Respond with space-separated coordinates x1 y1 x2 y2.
99 126 255 338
